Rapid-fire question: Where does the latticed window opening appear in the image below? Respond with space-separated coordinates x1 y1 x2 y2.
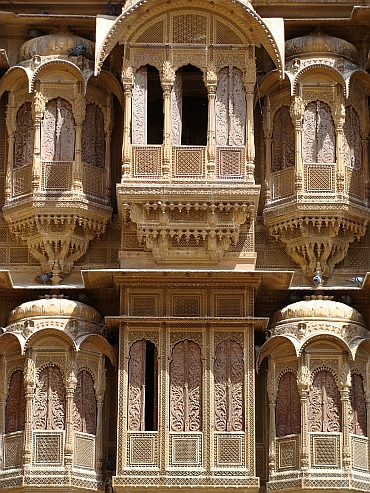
6 370 26 433
170 340 202 431
73 370 97 434
214 339 244 432
32 366 66 430
349 373 367 436
272 106 295 171
308 370 341 432
15 102 34 168
275 372 301 437
128 339 158 431
41 98 75 162
302 100 335 164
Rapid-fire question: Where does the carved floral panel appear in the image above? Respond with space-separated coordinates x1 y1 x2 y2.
14 102 34 168
275 372 301 437
5 370 26 433
170 340 202 432
73 370 97 434
349 373 366 436
214 339 244 432
128 339 146 431
308 370 341 432
171 68 183 145
82 104 105 167
132 66 147 145
343 106 362 169
215 67 246 146
302 101 335 163
272 106 295 171
32 366 66 430
41 98 75 161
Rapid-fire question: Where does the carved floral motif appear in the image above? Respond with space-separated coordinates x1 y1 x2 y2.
32 366 66 430
343 106 362 170
41 98 75 162
349 373 367 436
72 370 97 434
275 372 301 437
14 102 34 168
214 339 244 432
132 67 147 145
272 106 295 171
5 370 26 433
171 68 183 145
302 101 335 164
170 340 202 432
128 339 145 431
308 370 341 432
82 104 105 167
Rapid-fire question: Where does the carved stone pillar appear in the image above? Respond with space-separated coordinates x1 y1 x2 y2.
104 101 113 199
96 357 106 470
362 137 369 198
64 364 77 467
0 355 5 470
339 362 351 471
23 354 36 469
5 106 16 201
263 96 272 203
205 67 217 179
73 94 86 191
297 362 310 470
266 357 276 476
245 84 255 183
334 99 345 193
290 97 304 192
161 61 175 177
122 64 134 178
32 88 47 192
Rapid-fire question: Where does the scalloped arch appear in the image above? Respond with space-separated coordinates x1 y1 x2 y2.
293 64 345 96
76 334 116 365
31 60 85 92
298 332 354 360
23 328 77 354
0 66 32 97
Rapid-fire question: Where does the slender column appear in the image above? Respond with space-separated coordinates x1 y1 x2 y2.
266 357 276 476
205 67 217 179
297 360 310 470
362 137 369 199
104 98 113 199
245 84 255 183
64 361 77 467
0 355 5 470
23 353 36 469
122 64 134 178
32 87 47 192
340 386 351 471
263 96 272 203
334 97 346 194
290 96 304 192
74 123 83 189
96 356 107 470
161 61 175 178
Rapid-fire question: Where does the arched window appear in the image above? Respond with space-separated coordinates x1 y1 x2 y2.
308 370 341 432
172 65 208 146
14 102 34 168
132 65 163 145
170 340 202 431
82 104 105 167
128 339 158 431
343 106 362 169
215 66 246 146
302 100 335 163
5 370 26 433
275 372 301 437
214 339 244 432
272 106 295 171
349 373 367 436
32 366 66 430
41 97 75 161
73 370 97 434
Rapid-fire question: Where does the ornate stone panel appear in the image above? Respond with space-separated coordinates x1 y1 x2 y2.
308 370 341 433
171 68 182 145
272 106 295 171
73 370 97 434
41 98 75 162
3 431 23 469
276 372 301 437
6 370 26 434
32 431 64 465
214 339 243 432
132 66 147 145
128 339 146 431
32 366 66 431
14 102 34 168
349 373 367 436
302 101 335 164
170 340 202 432
343 106 362 170
74 432 96 469
310 433 341 468
82 104 105 167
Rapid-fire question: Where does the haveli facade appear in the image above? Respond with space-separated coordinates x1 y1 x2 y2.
1 1 370 493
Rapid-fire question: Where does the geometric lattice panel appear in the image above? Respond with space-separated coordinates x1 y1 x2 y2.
170 434 201 465
352 436 369 471
218 148 243 178
173 148 205 177
306 165 333 192
129 434 157 466
74 432 95 469
4 431 23 469
130 295 158 316
33 431 64 465
172 295 201 317
42 162 73 190
215 295 243 317
215 434 244 466
311 434 340 468
277 436 299 471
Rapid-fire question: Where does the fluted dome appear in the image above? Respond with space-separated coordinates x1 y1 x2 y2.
272 295 365 327
8 296 102 325
285 30 358 62
19 27 95 61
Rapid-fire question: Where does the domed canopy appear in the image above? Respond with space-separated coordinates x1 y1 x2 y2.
285 29 358 62
20 27 95 61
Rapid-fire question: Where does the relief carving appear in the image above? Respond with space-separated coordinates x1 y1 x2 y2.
275 372 301 437
214 339 244 432
302 101 335 163
14 102 34 168
171 68 183 145
132 66 147 145
32 366 66 430
128 339 145 431
41 98 75 162
308 370 341 432
349 373 367 436
343 106 362 169
5 370 26 433
72 370 97 434
272 106 295 171
82 104 105 167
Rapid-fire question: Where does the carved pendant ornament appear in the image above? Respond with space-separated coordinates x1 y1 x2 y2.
214 339 244 432
170 340 202 432
32 366 66 430
308 370 341 433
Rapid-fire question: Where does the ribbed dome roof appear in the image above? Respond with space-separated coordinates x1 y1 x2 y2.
19 26 94 61
8 296 102 325
272 295 364 327
285 29 358 62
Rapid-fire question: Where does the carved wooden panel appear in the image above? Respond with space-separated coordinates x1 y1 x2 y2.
32 366 66 430
216 67 246 146
214 339 244 432
82 104 105 167
5 370 26 433
272 106 295 171
171 68 183 145
132 66 147 145
14 102 34 168
41 98 75 161
170 340 202 432
349 373 367 436
308 370 341 432
343 106 362 170
275 372 301 437
302 101 335 163
73 370 97 434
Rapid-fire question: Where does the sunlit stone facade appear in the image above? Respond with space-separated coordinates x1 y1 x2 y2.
0 2 370 493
